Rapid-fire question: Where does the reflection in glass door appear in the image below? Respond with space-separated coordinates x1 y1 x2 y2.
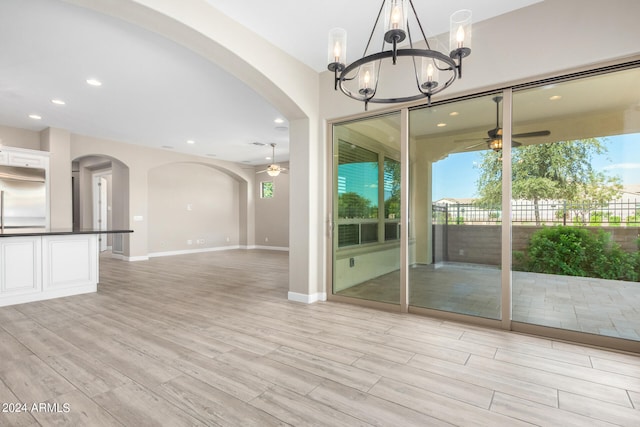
332 113 401 305
408 94 503 319
511 68 640 342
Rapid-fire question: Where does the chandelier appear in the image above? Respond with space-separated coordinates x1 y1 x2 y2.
327 0 472 110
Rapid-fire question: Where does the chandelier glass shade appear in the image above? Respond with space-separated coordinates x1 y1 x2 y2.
328 0 472 110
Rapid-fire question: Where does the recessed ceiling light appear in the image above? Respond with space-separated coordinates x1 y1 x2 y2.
449 111 459 116
274 118 284 124
251 142 266 146
549 95 562 101
28 114 42 120
86 78 102 86
437 123 447 127
186 140 195 144
51 99 66 105
265 156 272 160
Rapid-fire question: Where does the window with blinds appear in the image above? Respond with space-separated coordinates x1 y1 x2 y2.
336 138 404 247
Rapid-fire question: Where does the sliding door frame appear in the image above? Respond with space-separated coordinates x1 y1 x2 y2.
325 58 640 354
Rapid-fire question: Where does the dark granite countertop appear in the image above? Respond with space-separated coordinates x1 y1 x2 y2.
0 228 134 237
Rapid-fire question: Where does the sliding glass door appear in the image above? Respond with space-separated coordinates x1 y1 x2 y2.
332 112 401 305
511 68 640 341
408 94 503 319
330 64 640 348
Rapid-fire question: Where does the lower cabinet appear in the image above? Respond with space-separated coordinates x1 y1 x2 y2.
0 234 98 307
42 235 97 290
0 236 42 298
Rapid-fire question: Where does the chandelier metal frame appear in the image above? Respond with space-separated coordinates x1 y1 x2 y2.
328 0 471 110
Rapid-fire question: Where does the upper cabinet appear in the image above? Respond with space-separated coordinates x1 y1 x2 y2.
0 147 49 169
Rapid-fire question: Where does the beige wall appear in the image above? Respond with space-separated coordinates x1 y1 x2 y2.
69 133 256 260
0 125 41 149
254 162 289 249
40 128 72 228
148 162 241 254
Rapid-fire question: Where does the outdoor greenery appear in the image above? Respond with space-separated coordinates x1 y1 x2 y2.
627 211 640 225
338 192 374 218
260 181 274 198
384 159 401 219
513 226 639 282
476 139 623 225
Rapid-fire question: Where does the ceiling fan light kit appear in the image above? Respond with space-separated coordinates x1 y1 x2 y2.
461 96 551 152
328 0 472 110
258 143 287 177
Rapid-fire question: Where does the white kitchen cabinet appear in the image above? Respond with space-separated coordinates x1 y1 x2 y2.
8 151 47 168
0 147 49 168
0 236 42 300
42 234 98 291
0 233 98 307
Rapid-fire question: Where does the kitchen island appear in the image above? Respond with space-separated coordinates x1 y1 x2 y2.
0 228 133 307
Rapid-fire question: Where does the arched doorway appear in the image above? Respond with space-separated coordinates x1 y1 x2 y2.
72 155 130 257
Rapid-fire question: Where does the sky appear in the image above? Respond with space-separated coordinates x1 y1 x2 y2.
432 133 640 201
337 133 640 204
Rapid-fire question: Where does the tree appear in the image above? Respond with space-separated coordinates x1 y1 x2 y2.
338 192 374 218
384 159 401 218
476 139 622 225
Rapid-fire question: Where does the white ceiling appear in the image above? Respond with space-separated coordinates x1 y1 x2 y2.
0 0 541 164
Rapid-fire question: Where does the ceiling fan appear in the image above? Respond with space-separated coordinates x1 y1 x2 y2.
460 96 550 151
257 143 287 176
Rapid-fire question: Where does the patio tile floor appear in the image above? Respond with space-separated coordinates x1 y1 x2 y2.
336 263 640 341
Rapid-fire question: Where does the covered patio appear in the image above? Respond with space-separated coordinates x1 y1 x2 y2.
337 263 640 341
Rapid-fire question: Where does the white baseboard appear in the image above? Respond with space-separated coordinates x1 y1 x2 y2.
288 291 327 304
148 245 240 258
116 245 288 262
252 245 289 251
122 255 149 262
109 252 149 262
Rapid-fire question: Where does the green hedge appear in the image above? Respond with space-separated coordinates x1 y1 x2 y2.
514 226 639 281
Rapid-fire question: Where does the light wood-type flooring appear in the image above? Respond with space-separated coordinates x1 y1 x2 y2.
0 249 639 426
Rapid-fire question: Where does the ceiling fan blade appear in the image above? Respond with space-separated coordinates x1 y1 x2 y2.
455 137 483 143
464 142 486 150
512 130 550 138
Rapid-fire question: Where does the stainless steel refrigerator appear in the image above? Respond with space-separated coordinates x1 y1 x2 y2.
0 165 47 230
